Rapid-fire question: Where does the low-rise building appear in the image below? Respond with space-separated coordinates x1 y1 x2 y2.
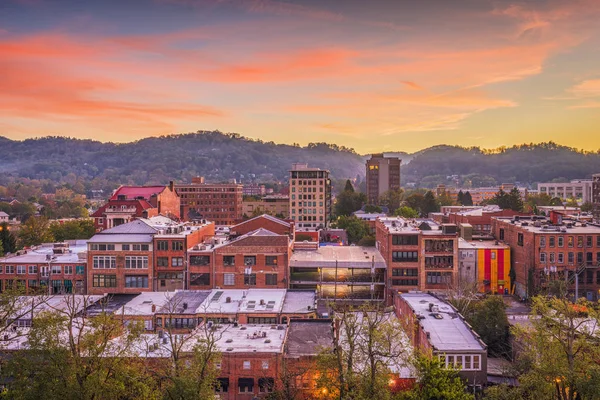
0 240 88 294
394 292 487 386
538 179 594 203
176 177 243 225
289 246 386 302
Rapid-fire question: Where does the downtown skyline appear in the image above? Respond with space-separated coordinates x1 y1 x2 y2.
1 0 600 153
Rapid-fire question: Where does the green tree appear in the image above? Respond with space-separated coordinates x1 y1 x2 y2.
438 191 455 207
580 202 594 212
457 190 465 205
3 295 160 400
489 189 510 209
395 206 419 218
510 296 600 400
344 179 355 192
364 204 382 213
399 353 473 400
335 186 367 217
464 296 510 357
49 219 95 242
0 222 18 253
463 191 473 206
334 216 370 244
379 189 405 212
508 187 524 212
18 216 54 247
421 191 440 216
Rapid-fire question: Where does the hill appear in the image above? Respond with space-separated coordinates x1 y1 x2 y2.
1 132 598 192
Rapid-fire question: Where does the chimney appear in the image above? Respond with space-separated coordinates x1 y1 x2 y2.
169 181 174 192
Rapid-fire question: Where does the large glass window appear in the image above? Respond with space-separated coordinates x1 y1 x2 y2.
392 235 418 246
125 256 148 269
265 274 278 285
125 275 148 288
92 256 116 269
189 255 210 266
92 274 117 287
157 241 169 251
392 251 418 262
224 273 235 286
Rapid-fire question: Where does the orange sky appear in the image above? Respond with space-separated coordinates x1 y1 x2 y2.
1 0 600 153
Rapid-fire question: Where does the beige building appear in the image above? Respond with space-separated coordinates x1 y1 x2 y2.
243 195 289 218
366 154 401 205
289 163 331 229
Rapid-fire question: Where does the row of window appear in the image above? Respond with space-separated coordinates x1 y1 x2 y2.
439 354 481 371
392 251 419 262
156 241 184 251
292 215 324 222
0 265 83 275
291 179 324 186
392 235 419 246
540 252 600 265
426 272 452 284
90 244 150 251
540 235 600 248
291 208 324 215
93 256 149 269
223 273 278 286
157 257 184 267
92 274 149 288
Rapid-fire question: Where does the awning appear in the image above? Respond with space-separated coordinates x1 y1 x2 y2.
216 378 229 390
238 378 254 389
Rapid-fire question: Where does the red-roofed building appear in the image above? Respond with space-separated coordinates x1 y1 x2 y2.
92 182 180 231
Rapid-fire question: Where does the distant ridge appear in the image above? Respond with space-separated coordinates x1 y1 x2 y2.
0 131 598 189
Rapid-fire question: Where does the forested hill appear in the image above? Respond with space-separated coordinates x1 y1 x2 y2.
0 132 598 190
0 131 365 187
402 143 600 187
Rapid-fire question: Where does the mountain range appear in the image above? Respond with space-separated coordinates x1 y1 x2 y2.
1 132 599 190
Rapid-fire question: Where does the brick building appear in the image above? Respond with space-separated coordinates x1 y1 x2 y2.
442 206 527 236
594 173 600 221
289 163 331 229
242 195 290 219
492 215 600 299
376 217 459 304
211 229 292 290
394 292 487 386
92 183 180 231
0 240 87 294
366 153 401 205
176 177 243 225
231 214 294 237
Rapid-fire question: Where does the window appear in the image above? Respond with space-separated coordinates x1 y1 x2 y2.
92 256 116 269
190 273 210 286
157 257 169 267
499 229 505 240
392 279 418 286
262 360 269 369
96 244 116 251
223 256 235 266
249 317 278 324
243 361 251 370
578 236 584 248
265 256 278 266
259 378 274 393
172 241 184 251
549 253 555 263
568 252 574 264
6 265 14 274
558 237 564 247
244 256 256 266
392 268 418 276
76 266 84 275
215 362 222 370
549 237 555 247
125 256 148 269
568 236 574 248
540 237 546 247
122 244 130 251
125 275 148 288
587 236 593 247
28 280 38 288
392 251 418 262
597 236 600 247
265 274 278 285
51 265 61 274
244 274 257 286
92 274 117 287
172 257 184 267
392 235 419 246
64 266 73 275
28 265 37 274
517 233 524 246
190 256 210 266
132 244 149 251
224 273 235 286
578 252 583 264
473 355 480 370
238 378 253 394
558 253 564 263
157 241 169 251
426 272 451 284
540 253 546 263
16 266 26 275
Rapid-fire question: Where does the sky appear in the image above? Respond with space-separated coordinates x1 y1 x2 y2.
1 0 600 153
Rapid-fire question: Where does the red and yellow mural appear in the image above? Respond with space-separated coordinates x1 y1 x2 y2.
477 248 511 294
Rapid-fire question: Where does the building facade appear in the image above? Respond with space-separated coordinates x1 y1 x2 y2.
176 177 243 225
458 238 511 294
376 217 459 304
288 163 331 229
593 174 600 221
242 195 289 218
538 179 594 203
492 215 600 299
366 153 401 205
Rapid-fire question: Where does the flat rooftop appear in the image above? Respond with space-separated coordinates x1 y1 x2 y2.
117 292 175 316
400 293 486 352
458 238 510 250
0 240 88 264
286 320 333 357
378 217 454 236
160 290 212 315
494 216 600 234
290 246 386 269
